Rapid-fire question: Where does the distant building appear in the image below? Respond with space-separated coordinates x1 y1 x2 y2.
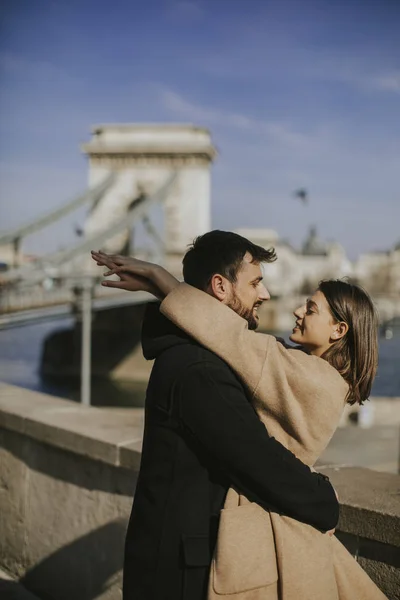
235 226 352 297
354 240 400 296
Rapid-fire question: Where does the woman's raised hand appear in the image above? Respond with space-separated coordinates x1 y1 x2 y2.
90 250 179 299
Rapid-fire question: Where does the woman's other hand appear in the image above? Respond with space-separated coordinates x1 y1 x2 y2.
90 251 179 299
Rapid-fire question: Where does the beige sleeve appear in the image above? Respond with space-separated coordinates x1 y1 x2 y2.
160 283 274 395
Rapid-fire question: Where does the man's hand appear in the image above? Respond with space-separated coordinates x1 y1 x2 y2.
327 488 339 536
310 467 338 536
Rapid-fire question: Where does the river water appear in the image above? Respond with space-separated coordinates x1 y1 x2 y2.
0 318 399 407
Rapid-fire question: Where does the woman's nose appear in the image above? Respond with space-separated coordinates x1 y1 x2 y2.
294 305 304 319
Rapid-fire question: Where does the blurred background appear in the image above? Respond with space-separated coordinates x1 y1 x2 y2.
0 0 399 460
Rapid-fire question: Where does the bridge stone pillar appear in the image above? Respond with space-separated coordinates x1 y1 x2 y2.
82 124 216 274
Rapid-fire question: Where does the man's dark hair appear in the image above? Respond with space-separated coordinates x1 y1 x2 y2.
182 230 277 291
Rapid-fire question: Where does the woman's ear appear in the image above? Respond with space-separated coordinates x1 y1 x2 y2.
332 321 349 340
209 274 230 302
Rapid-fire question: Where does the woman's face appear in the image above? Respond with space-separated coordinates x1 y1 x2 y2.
289 290 340 356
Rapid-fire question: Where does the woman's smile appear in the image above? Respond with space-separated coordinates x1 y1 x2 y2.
292 321 302 333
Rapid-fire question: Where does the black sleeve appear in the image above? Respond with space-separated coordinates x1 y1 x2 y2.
175 360 339 532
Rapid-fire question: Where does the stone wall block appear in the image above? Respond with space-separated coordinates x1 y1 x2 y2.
0 431 28 576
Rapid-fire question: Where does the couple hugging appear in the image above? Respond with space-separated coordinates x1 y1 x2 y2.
92 230 386 600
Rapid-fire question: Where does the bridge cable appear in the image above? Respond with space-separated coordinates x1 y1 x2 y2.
0 172 116 246
1 171 177 285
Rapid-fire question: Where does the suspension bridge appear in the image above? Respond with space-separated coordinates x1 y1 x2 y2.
0 124 216 403
0 170 177 326
0 124 216 324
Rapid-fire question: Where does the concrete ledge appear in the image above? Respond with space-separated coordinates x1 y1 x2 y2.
0 382 143 468
322 467 400 547
321 467 400 597
0 427 135 599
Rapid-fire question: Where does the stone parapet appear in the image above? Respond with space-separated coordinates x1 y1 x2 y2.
322 467 400 599
0 384 399 599
0 383 143 469
323 467 399 547
0 384 140 600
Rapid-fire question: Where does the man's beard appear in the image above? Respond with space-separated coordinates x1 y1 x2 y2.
227 293 260 330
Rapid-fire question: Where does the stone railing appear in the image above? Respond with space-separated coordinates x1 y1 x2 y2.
0 383 398 600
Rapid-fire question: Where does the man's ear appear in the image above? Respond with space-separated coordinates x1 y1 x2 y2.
331 321 349 341
208 274 231 302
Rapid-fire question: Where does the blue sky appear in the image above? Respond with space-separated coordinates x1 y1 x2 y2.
0 0 399 258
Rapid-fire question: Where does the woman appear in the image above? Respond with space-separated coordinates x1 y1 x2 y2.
92 250 386 600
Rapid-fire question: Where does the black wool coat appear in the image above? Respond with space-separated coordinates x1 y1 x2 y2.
123 305 338 600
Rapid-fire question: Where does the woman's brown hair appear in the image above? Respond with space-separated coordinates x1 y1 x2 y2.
318 280 379 405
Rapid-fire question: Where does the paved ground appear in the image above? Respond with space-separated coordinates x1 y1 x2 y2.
317 398 400 474
0 569 40 600
317 423 399 473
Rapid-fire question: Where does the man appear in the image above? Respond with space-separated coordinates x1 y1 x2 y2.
92 231 339 600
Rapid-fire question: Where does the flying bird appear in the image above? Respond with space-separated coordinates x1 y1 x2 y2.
293 188 308 205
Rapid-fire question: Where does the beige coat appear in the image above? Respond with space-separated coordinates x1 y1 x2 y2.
161 284 387 600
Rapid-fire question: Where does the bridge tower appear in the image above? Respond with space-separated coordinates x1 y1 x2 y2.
82 124 216 272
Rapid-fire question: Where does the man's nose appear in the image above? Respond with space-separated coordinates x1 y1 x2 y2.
259 284 270 301
294 304 305 319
